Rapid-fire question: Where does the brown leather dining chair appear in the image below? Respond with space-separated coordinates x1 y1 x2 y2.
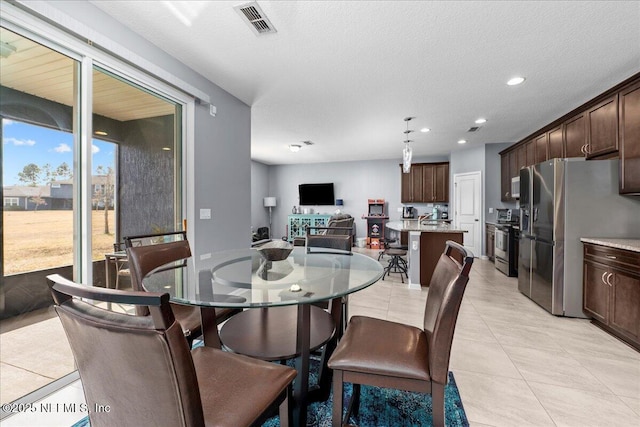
46 274 296 427
123 231 239 347
328 240 474 427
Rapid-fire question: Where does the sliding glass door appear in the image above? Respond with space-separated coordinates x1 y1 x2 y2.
1 22 184 406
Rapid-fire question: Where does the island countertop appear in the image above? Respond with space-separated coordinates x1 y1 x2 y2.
386 220 467 233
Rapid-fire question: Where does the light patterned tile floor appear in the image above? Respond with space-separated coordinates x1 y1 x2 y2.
2 249 639 426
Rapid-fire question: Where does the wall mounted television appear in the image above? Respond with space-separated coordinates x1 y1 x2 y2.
298 183 335 206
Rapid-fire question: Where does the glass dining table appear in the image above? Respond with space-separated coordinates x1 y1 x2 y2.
141 246 384 427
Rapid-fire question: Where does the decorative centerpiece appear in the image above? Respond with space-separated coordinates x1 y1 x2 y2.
256 240 294 261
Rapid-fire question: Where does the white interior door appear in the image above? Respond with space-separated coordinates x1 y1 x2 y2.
453 171 482 257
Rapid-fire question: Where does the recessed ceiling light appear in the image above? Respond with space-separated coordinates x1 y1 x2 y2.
507 76 526 86
458 139 467 144
289 144 301 152
420 128 431 133
475 118 487 124
162 147 171 151
94 130 108 136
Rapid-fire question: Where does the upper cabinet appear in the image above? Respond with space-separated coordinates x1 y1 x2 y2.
563 113 587 158
400 162 449 203
501 153 511 201
500 73 639 196
619 80 640 194
587 94 619 159
534 133 548 164
548 126 563 159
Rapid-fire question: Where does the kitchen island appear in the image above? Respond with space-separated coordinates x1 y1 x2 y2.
386 220 466 288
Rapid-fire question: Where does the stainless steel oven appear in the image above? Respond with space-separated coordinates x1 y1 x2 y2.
495 224 517 277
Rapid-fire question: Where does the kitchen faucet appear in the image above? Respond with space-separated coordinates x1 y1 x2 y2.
418 213 434 225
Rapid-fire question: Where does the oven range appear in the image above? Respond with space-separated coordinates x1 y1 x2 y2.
494 223 519 277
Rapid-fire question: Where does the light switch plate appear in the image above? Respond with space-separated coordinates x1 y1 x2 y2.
489 207 494 213
200 208 211 219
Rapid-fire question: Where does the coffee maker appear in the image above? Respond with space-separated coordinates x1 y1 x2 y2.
402 206 415 218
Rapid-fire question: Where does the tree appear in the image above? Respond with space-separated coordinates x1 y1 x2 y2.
17 162 72 211
93 165 115 234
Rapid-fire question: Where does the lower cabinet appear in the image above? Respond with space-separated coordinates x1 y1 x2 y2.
485 224 495 261
583 243 640 350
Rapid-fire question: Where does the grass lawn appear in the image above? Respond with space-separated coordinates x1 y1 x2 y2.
3 210 116 275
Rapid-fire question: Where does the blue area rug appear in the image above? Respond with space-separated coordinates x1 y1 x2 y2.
263 369 468 427
73 342 468 427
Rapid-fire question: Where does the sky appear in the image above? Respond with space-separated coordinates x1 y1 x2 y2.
2 118 115 186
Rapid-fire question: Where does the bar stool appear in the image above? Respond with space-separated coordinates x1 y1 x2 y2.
381 247 408 283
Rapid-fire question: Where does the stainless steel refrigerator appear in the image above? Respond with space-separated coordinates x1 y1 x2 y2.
518 158 640 317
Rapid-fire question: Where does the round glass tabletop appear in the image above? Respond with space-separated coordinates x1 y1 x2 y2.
142 247 384 308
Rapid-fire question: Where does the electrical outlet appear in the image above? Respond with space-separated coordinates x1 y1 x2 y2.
209 105 217 117
397 207 402 213
489 207 494 213
200 253 211 260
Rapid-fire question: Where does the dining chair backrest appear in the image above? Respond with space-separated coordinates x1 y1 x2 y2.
123 231 190 291
123 231 191 317
46 274 205 427
423 240 474 385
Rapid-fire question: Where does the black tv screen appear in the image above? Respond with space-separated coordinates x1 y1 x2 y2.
299 183 335 206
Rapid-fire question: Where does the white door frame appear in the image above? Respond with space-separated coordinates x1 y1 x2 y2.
453 171 482 258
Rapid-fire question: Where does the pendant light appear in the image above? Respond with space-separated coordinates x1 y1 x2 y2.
402 117 415 174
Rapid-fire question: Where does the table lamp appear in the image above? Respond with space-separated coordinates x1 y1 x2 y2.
264 197 276 238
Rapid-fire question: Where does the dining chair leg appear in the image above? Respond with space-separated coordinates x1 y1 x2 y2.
332 370 344 426
351 383 361 418
432 382 446 427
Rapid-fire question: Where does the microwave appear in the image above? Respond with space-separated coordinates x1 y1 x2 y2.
511 176 520 199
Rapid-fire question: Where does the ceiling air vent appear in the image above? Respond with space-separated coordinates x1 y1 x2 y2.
467 126 481 132
234 2 277 36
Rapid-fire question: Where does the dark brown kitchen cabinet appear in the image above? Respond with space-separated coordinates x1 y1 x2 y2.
485 224 495 261
548 126 564 159
520 143 531 169
619 80 640 194
433 163 449 202
509 149 518 180
421 164 435 202
534 133 548 163
400 162 449 203
411 164 424 202
583 243 640 350
586 94 619 158
401 166 413 202
564 113 587 158
501 152 512 201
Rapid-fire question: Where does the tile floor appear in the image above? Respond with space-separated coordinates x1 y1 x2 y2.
2 249 639 426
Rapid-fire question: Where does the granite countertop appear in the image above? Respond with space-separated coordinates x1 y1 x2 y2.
386 220 467 233
580 238 640 253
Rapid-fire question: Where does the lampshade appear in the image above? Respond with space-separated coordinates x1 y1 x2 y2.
263 197 277 207
336 199 344 206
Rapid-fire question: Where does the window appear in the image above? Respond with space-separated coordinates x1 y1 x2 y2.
1 12 188 408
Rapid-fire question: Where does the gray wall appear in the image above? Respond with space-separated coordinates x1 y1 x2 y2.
251 161 270 232
44 1 252 255
254 144 517 256
262 156 448 240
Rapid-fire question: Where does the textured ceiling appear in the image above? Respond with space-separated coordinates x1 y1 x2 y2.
89 1 640 165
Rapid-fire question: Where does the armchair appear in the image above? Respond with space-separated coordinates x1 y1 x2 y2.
304 214 355 253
